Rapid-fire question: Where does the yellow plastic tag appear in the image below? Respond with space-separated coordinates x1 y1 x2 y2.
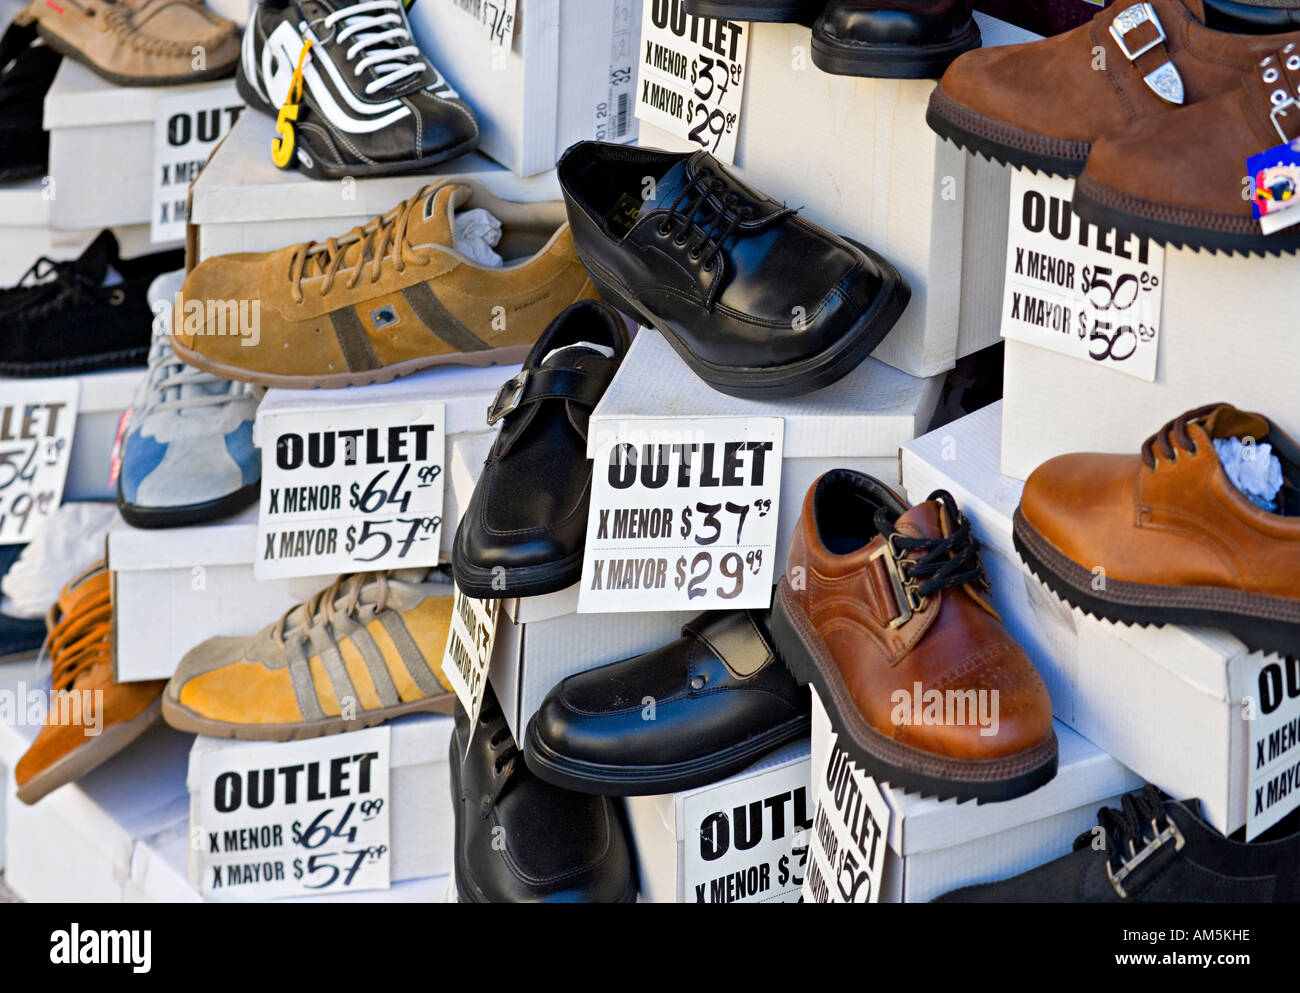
271 39 313 169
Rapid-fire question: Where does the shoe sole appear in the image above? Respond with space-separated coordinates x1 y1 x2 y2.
925 87 1089 178
450 541 584 600
0 344 148 377
576 237 910 400
769 577 1058 803
16 696 163 805
117 480 260 530
1072 171 1300 257
1013 506 1300 659
36 25 238 86
160 690 458 741
521 711 811 796
235 70 480 181
811 19 981 79
169 333 531 390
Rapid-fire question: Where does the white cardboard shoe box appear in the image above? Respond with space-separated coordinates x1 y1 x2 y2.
636 13 1037 381
407 0 642 178
901 402 1261 835
190 112 564 261
108 506 334 683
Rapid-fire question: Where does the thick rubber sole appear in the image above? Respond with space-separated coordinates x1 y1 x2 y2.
925 87 1089 178
684 0 823 22
1013 507 1300 659
16 696 163 805
117 480 260 530
1072 172 1300 257
521 711 811 796
577 237 910 400
37 25 238 86
0 160 45 184
0 345 147 377
170 333 531 390
161 689 457 741
811 19 981 79
450 542 584 600
769 578 1059 803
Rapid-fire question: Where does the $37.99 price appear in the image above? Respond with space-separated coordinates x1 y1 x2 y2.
686 53 739 153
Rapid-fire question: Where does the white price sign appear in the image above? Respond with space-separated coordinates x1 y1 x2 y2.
802 690 891 904
578 416 783 614
1246 655 1300 840
448 0 516 47
190 727 391 901
439 585 500 754
0 380 79 545
1001 169 1165 382
635 2 749 164
255 403 445 580
151 81 243 243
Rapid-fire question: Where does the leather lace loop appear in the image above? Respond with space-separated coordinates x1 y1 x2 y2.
873 490 987 599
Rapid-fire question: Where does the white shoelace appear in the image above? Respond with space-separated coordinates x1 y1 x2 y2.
322 0 425 94
141 336 258 417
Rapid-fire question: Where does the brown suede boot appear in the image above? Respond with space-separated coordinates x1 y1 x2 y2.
173 182 598 389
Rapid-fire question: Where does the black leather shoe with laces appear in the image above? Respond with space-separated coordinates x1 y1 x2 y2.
557 141 910 399
450 687 638 903
934 785 1300 902
0 232 184 377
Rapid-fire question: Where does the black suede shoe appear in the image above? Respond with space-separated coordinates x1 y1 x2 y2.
0 232 184 377
0 21 60 182
557 141 909 400
684 0 826 25
812 0 980 78
525 610 810 796
450 689 638 903
934 785 1300 903
452 299 628 599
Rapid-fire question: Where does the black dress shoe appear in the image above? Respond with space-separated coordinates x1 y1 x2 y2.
557 141 909 400
684 0 826 26
450 689 638 903
812 0 980 78
452 299 628 599
934 786 1300 903
0 21 60 182
524 610 811 796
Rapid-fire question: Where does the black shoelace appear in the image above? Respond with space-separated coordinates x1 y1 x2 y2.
1083 784 1169 868
873 489 987 598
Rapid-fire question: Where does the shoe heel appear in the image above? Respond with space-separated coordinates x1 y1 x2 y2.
771 578 817 688
579 258 652 328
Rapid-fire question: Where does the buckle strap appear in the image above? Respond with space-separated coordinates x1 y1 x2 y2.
1109 2 1185 105
867 534 928 630
486 360 617 426
1259 43 1300 142
681 611 774 680
1106 814 1186 899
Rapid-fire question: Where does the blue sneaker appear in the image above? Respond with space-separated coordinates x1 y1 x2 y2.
116 271 263 528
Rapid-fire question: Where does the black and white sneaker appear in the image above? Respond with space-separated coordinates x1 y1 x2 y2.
236 0 479 179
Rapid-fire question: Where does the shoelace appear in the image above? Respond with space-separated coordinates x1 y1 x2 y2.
1139 403 1221 469
273 571 392 646
103 2 217 57
873 489 987 598
15 255 68 287
44 583 112 693
1086 784 1170 868
140 339 257 417
477 699 520 780
8 270 99 325
287 188 430 302
320 0 424 94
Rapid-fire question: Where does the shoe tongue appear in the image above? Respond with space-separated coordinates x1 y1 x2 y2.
892 500 949 542
74 230 119 284
410 183 469 248
642 158 693 213
539 341 614 370
1200 404 1271 442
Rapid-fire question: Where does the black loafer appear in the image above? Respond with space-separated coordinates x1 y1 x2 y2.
524 611 811 796
812 0 981 79
557 141 910 400
451 689 638 903
452 299 628 599
935 785 1300 903
684 0 826 25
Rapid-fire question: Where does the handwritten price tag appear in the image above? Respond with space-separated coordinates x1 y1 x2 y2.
0 380 79 546
578 416 783 614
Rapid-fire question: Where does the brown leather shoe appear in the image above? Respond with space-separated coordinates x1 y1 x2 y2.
927 0 1300 177
773 470 1057 803
1074 41 1300 255
1015 404 1300 659
15 562 167 805
19 0 238 87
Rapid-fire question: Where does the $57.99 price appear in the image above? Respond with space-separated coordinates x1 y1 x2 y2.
344 516 441 563
289 799 388 890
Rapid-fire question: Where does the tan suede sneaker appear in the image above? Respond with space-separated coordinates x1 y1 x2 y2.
173 182 598 389
20 0 239 86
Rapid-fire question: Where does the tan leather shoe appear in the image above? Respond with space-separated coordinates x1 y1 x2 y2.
173 182 598 389
1074 41 1300 255
19 0 239 86
1015 404 1300 659
927 0 1300 176
773 470 1057 803
15 562 166 805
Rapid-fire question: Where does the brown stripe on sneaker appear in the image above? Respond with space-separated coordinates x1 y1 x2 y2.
401 282 489 353
284 637 326 722
378 612 444 698
329 307 382 371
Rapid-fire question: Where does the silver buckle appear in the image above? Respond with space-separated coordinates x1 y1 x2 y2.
1109 3 1166 61
1106 816 1185 899
486 370 528 425
868 534 927 630
1270 94 1300 143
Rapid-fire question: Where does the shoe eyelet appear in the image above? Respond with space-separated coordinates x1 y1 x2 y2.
1289 55 1300 72
690 674 707 690
657 222 671 237
1273 88 1290 105
689 248 702 261
1264 67 1281 84
673 234 689 247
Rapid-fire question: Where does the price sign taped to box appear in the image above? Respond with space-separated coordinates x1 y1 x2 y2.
578 416 783 614
190 726 391 901
151 80 243 243
439 585 500 755
255 402 446 580
448 0 516 48
1246 655 1300 840
1001 170 1165 382
0 380 79 545
635 2 749 164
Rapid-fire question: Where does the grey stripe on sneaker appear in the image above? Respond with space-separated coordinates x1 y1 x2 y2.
401 282 488 353
284 637 325 722
329 306 382 371
349 624 401 708
379 612 443 698
310 626 359 713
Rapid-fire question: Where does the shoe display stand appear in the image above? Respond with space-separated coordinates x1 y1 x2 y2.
902 402 1263 836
